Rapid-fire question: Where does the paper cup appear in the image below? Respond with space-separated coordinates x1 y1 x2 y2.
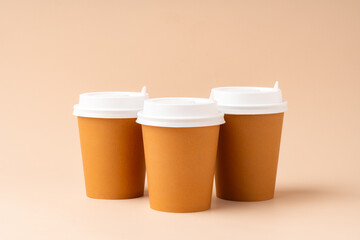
216 113 283 201
73 87 148 199
211 82 287 201
142 125 219 212
78 117 145 199
137 97 224 212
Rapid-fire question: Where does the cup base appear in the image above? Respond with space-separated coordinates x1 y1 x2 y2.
216 194 274 202
150 205 211 213
86 192 144 200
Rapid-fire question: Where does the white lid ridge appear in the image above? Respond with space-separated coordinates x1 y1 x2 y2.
210 82 288 115
73 86 149 118
137 97 225 128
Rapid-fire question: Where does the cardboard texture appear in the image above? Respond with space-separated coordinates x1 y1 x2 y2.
142 125 220 213
216 113 284 201
77 117 145 199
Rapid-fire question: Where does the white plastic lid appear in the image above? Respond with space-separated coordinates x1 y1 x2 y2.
210 82 288 115
73 86 149 118
136 97 225 128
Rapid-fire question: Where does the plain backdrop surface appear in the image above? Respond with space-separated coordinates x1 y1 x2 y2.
1 0 360 239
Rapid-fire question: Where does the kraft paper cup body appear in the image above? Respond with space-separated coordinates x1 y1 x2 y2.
137 97 225 212
142 125 219 212
73 87 148 199
216 113 283 201
78 117 145 199
211 82 287 201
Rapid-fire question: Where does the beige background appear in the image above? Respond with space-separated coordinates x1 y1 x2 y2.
1 0 360 239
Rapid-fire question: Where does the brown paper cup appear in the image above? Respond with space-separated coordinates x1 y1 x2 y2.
142 125 220 213
78 117 145 199
216 113 284 201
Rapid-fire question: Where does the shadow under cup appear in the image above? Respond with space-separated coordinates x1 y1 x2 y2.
77 117 146 199
216 113 284 201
